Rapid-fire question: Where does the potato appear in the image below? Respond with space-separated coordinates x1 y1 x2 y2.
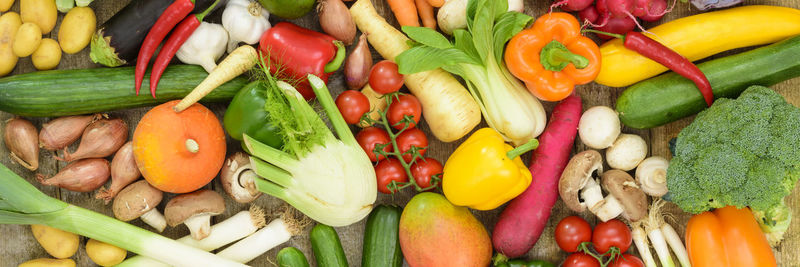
13 22 42 57
18 258 76 267
32 38 61 70
0 0 13 12
0 12 22 77
58 7 95 54
30 224 79 259
85 239 127 267
21 0 57 34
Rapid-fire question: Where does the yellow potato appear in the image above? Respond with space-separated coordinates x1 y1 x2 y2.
32 38 61 70
30 224 79 259
21 0 57 34
13 22 42 57
18 258 76 267
0 0 13 12
85 239 127 267
0 12 22 77
58 7 95 54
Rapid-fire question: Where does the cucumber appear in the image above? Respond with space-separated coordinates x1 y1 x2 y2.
616 35 800 129
310 224 349 267
277 247 310 267
361 205 403 267
0 65 248 117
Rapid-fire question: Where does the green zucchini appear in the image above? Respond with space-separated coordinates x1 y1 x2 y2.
310 224 349 267
616 35 800 129
0 65 248 117
277 247 310 267
361 205 403 267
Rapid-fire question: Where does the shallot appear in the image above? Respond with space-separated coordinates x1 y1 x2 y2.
57 118 128 162
345 34 373 89
39 114 102 151
319 0 356 45
4 118 39 171
96 141 141 204
38 158 111 192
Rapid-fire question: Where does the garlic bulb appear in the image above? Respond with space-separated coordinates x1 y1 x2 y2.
222 0 271 53
176 22 228 73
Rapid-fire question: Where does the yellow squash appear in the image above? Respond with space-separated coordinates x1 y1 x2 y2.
596 5 800 87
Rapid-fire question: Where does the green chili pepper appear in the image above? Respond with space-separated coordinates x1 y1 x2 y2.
223 82 283 149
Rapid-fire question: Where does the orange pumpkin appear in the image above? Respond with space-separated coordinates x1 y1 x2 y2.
132 100 226 193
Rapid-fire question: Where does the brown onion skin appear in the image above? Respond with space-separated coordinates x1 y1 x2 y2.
96 141 141 204
345 34 373 89
319 0 356 45
39 114 101 151
38 158 110 192
58 118 128 162
4 118 39 171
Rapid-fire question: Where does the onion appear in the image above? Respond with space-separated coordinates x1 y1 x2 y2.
319 0 356 45
4 118 39 171
57 118 128 162
96 141 141 204
38 158 111 192
345 34 373 89
39 114 102 151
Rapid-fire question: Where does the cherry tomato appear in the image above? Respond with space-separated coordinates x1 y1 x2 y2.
335 90 370 124
592 219 632 254
563 253 600 267
396 128 428 162
369 60 404 94
375 158 408 194
410 157 442 189
356 127 392 162
387 94 422 130
609 255 644 267
555 216 593 252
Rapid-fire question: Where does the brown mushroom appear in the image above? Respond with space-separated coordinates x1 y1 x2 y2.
220 152 262 203
559 150 604 212
112 180 166 232
165 189 225 240
600 170 649 222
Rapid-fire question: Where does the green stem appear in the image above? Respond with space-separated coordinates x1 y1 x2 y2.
308 74 357 145
582 29 626 40
253 178 289 201
506 138 539 160
377 105 423 192
195 0 221 21
243 134 298 171
250 157 294 188
324 41 346 73
540 40 589 72
0 164 65 214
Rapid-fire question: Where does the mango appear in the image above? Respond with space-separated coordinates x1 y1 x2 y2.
399 192 492 267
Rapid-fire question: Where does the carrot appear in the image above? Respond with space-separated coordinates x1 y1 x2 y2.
350 0 480 142
415 0 436 29
174 45 257 112
426 0 444 7
491 94 583 258
387 0 420 27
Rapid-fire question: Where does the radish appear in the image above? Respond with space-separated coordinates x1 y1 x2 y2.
552 0 594 12
594 13 636 40
607 0 636 18
632 0 650 17
492 94 583 258
640 0 668 22
596 0 609 16
579 6 601 25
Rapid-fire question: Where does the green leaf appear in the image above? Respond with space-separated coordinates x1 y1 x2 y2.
402 26 453 49
453 29 480 63
470 0 495 63
490 0 509 20
492 12 533 62
396 46 478 75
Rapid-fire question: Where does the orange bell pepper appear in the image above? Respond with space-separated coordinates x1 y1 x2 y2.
685 206 776 267
504 12 601 102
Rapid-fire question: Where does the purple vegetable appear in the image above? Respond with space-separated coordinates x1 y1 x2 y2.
690 0 741 10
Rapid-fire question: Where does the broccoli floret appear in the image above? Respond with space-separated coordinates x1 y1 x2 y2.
666 85 800 245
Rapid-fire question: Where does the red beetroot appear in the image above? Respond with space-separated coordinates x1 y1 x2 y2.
594 14 636 40
492 94 583 258
579 6 601 24
38 158 111 192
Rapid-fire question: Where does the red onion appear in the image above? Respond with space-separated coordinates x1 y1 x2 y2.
4 118 39 171
57 118 128 162
345 34 373 89
96 141 141 204
39 114 102 151
38 158 110 192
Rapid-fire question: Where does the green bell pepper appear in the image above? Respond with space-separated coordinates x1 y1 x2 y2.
223 82 283 149
257 0 315 19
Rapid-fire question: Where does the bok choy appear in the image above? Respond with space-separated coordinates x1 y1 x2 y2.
395 0 546 145
0 164 246 267
244 61 376 227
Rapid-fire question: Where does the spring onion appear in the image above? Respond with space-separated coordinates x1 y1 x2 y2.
0 163 247 267
217 207 310 263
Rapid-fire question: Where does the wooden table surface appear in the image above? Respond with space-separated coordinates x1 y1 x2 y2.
1 0 799 266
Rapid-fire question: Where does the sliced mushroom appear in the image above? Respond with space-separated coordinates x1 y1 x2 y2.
165 189 225 240
599 170 649 222
559 150 604 212
112 180 166 232
221 152 262 203
635 156 669 197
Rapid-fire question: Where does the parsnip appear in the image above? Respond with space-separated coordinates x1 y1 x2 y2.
350 0 480 142
358 84 387 128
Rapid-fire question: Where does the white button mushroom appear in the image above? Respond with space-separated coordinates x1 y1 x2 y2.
112 180 167 232
220 152 262 204
606 134 648 171
578 106 621 150
165 190 226 240
635 156 670 197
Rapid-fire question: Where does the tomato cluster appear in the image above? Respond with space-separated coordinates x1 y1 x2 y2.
556 216 643 267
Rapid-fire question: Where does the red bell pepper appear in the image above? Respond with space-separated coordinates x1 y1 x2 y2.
259 22 345 100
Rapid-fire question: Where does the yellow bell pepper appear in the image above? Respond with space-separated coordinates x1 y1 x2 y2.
596 5 800 87
442 128 538 210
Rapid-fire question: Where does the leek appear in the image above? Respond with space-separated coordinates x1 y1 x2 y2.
0 163 247 267
244 61 376 227
395 0 546 145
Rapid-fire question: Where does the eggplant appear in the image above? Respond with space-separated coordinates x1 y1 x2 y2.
89 0 222 67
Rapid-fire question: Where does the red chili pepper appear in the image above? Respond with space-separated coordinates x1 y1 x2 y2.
149 0 220 96
259 22 346 100
586 30 714 106
135 0 195 97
